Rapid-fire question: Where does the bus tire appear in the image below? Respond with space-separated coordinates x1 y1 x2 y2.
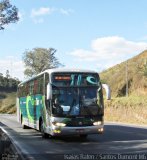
40 119 49 138
21 115 28 129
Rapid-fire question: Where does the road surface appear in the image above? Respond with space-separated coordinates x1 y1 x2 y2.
0 114 147 160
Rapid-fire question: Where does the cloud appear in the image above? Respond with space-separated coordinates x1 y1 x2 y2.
30 7 55 24
31 7 55 17
30 7 74 23
69 36 147 70
32 18 44 24
59 8 74 15
18 11 25 23
140 35 147 41
31 7 74 17
0 57 24 80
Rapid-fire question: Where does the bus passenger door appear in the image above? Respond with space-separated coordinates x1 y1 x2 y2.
27 80 37 128
44 73 51 128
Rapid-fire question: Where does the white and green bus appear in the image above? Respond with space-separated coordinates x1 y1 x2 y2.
17 68 106 138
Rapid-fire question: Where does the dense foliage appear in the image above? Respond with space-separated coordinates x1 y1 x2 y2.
0 0 19 30
23 47 63 78
0 70 20 92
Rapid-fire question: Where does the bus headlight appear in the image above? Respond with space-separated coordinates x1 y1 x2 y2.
53 122 66 127
93 121 102 126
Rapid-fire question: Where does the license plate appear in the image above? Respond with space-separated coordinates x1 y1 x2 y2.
76 129 84 133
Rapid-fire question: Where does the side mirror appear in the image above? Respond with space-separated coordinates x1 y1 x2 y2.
47 83 52 100
102 84 111 100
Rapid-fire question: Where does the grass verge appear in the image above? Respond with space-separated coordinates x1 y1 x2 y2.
104 95 147 125
0 92 16 114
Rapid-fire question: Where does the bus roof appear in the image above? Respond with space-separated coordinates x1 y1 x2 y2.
45 68 98 74
18 68 98 86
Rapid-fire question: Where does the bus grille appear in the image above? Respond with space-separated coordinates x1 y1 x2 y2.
66 119 93 127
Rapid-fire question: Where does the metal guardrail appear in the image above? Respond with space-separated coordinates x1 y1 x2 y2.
0 127 22 160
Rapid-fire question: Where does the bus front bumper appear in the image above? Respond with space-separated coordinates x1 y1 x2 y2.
48 125 104 136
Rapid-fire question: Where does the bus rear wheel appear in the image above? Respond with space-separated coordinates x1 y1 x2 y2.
21 115 28 129
40 120 49 138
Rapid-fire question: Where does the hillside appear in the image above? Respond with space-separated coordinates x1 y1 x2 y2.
0 92 16 113
100 50 147 124
100 50 147 97
0 73 20 113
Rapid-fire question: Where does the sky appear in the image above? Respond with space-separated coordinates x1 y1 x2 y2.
0 0 147 80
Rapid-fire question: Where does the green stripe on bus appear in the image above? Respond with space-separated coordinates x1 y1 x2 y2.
26 95 34 123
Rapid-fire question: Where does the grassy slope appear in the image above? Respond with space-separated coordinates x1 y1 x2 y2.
100 50 147 124
0 92 16 114
104 95 147 124
100 50 147 97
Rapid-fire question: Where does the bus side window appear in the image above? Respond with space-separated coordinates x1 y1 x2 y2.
22 86 25 97
18 85 24 97
38 76 44 95
23 84 26 96
37 77 40 94
34 79 38 95
45 73 49 97
29 81 34 95
17 87 21 97
26 83 29 95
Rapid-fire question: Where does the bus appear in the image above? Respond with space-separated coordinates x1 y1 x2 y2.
17 68 106 138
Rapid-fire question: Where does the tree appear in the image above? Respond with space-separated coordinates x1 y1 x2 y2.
0 73 3 86
23 48 63 78
6 69 10 79
0 0 19 30
137 58 147 77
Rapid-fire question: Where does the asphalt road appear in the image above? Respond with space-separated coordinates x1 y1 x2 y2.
1 114 147 160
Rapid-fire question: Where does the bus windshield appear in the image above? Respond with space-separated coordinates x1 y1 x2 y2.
52 86 100 117
51 73 102 117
